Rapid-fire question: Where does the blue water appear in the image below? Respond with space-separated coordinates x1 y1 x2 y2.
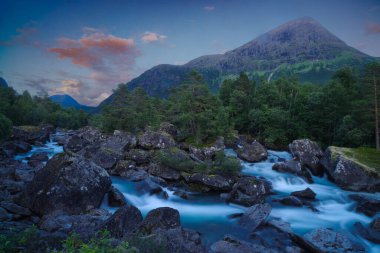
16 140 380 252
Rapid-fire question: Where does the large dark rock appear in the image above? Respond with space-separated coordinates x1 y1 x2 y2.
25 152 111 215
291 187 316 200
0 201 31 217
289 139 323 176
187 173 231 192
238 203 272 232
144 163 181 181
226 177 268 206
237 141 268 162
108 186 127 207
138 207 180 235
145 227 207 253
109 160 137 176
1 140 32 155
124 149 152 165
210 235 271 253
99 205 143 238
354 221 380 244
11 125 54 145
276 196 303 207
272 160 313 183
64 126 104 153
321 147 380 192
135 177 164 194
349 194 380 217
138 130 176 150
79 132 137 170
159 122 178 139
298 228 365 253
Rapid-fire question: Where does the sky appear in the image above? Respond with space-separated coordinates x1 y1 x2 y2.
1 0 380 106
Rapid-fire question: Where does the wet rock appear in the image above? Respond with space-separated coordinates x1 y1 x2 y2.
323 149 380 192
122 168 149 181
349 194 380 217
237 141 268 162
12 125 53 145
138 130 176 150
289 139 323 176
238 203 271 232
291 187 316 200
28 152 49 162
108 186 127 207
124 149 152 165
138 207 180 234
276 196 303 207
135 177 163 194
2 140 32 154
99 205 143 238
174 190 190 200
298 228 365 253
144 163 181 181
25 152 111 215
354 222 380 244
227 177 267 206
210 235 270 253
272 160 313 183
187 173 231 192
370 216 380 231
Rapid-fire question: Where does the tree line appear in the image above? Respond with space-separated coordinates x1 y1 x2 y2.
1 62 379 149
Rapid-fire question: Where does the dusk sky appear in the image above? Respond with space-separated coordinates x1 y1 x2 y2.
1 0 380 106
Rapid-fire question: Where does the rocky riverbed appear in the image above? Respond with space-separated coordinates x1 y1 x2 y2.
0 124 379 252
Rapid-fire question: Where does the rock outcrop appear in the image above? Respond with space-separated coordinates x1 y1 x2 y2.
289 139 323 176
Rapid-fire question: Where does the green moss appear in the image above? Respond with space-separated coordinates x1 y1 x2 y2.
330 146 380 175
18 125 41 132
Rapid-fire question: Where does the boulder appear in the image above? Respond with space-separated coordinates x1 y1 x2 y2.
298 228 365 253
349 194 380 217
321 147 380 192
138 130 176 150
108 186 127 207
289 139 323 176
238 203 272 232
109 160 137 176
187 173 231 192
124 149 152 165
135 177 163 194
64 126 104 153
272 160 313 183
144 163 181 181
2 140 32 154
354 222 380 244
210 235 270 253
11 125 53 144
291 187 316 200
226 177 267 206
237 141 268 162
122 168 149 182
28 152 49 162
0 201 31 217
79 132 137 170
99 205 143 238
25 152 111 215
138 207 180 235
276 196 303 207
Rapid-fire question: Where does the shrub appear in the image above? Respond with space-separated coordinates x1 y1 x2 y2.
0 113 12 142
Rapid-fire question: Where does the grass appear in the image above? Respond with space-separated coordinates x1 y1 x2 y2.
330 146 380 175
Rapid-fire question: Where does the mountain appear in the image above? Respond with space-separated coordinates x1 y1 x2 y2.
49 95 97 113
124 17 376 98
0 77 8 87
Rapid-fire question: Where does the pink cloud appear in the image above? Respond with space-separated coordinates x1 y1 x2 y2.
141 31 167 43
203 6 215 11
367 22 380 35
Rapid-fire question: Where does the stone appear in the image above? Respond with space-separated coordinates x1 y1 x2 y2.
138 130 176 150
277 196 303 207
238 203 272 232
138 207 180 235
227 177 267 206
187 173 231 192
25 152 111 215
349 194 380 217
291 187 316 199
237 141 268 162
272 160 313 183
108 186 127 207
289 139 323 176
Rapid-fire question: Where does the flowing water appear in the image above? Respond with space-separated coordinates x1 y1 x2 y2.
15 138 380 252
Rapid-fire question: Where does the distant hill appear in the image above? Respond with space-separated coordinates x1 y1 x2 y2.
123 17 376 98
49 95 98 113
0 77 8 87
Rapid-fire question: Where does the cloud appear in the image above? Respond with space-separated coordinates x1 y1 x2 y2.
367 22 380 35
141 31 167 43
0 26 40 47
203 6 215 11
48 28 141 105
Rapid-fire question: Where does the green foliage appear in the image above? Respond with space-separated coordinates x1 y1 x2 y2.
154 148 196 172
0 113 12 142
0 225 38 253
212 151 242 175
60 231 136 253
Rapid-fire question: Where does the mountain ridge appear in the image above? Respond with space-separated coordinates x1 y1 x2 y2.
124 17 375 99
49 94 98 113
